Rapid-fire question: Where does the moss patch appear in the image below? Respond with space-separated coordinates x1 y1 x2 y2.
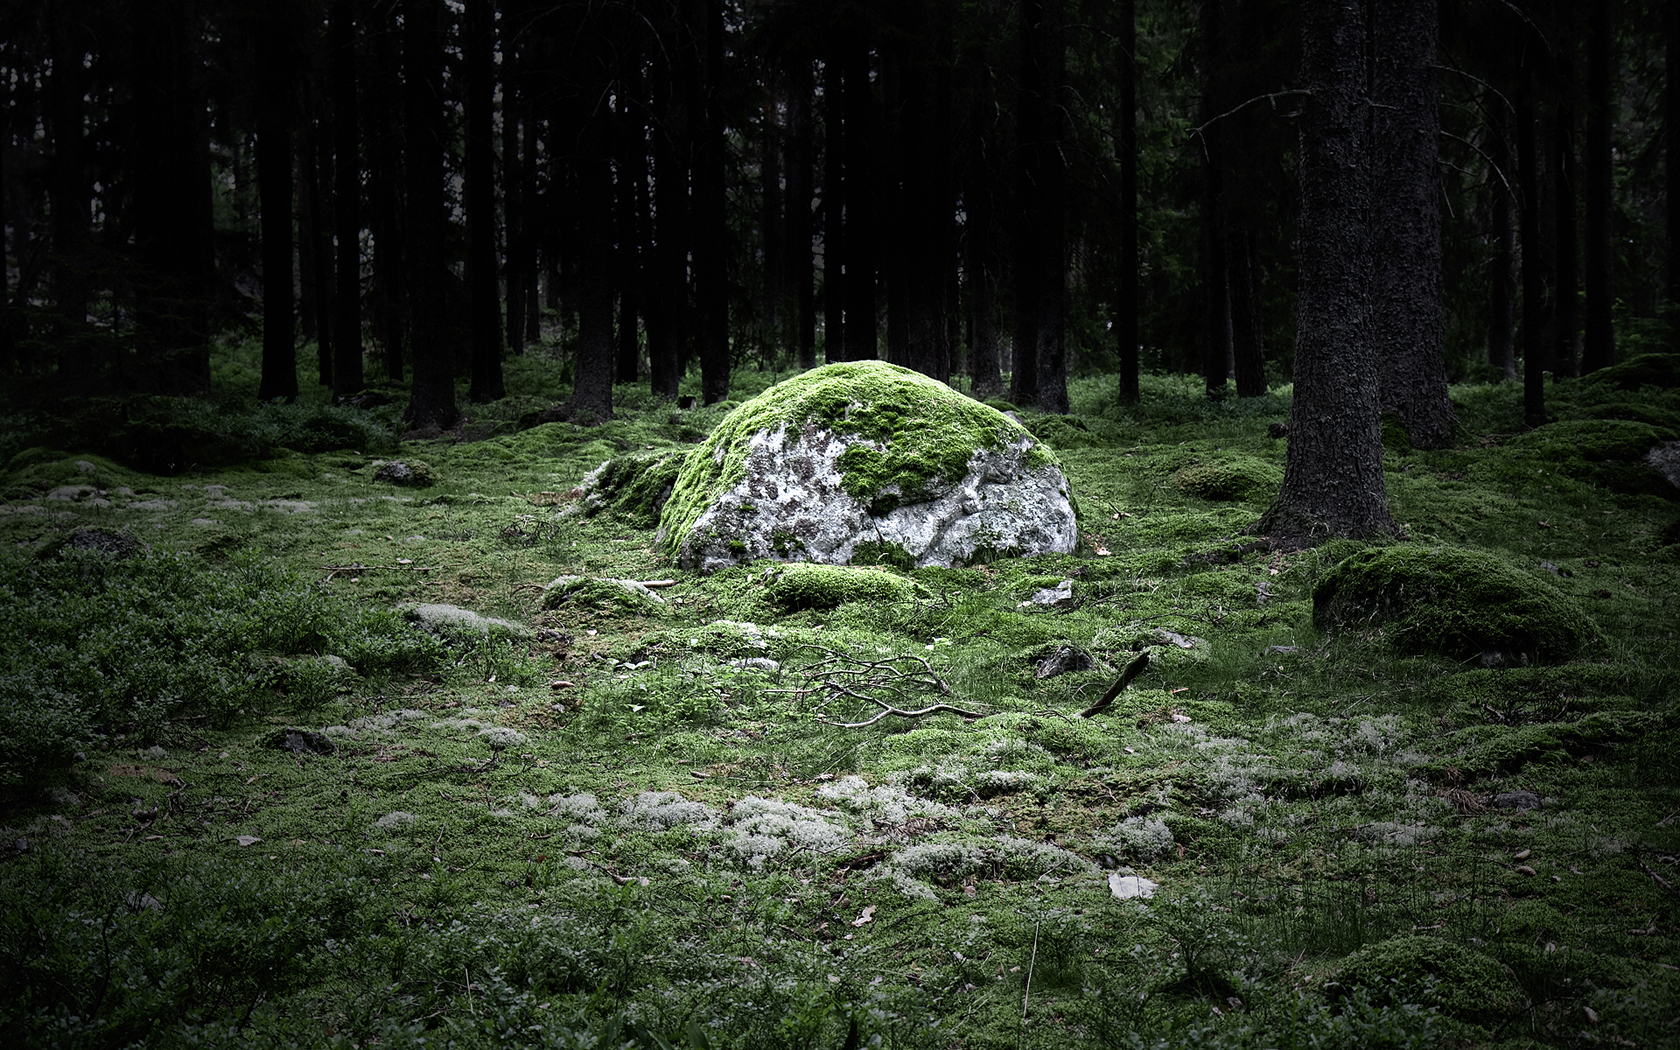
1170 456 1283 503
1313 546 1602 664
1331 934 1528 1032
1506 419 1678 497
764 563 919 611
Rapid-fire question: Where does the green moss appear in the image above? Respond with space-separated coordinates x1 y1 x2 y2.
539 576 666 615
1379 413 1414 455
765 563 918 611
1505 419 1676 497
572 450 686 528
1313 546 1602 663
1170 456 1284 502
659 362 1056 554
1429 711 1660 777
1576 351 1680 392
1331 935 1527 1032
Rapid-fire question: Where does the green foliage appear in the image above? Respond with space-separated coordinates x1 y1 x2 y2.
1329 934 1527 1033
1170 456 1283 503
764 563 919 611
1312 545 1603 663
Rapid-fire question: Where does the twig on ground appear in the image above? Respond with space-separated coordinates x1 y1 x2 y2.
820 700 988 729
1076 653 1151 719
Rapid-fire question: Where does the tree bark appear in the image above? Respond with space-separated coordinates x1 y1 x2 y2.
297 124 333 386
1670 0 1680 334
787 54 817 371
1011 0 1067 412
1115 0 1139 405
401 0 458 430
1263 0 1393 543
1581 0 1614 373
1552 72 1579 378
1200 0 1232 399
841 37 878 362
1371 0 1454 448
256 1 297 402
366 0 405 381
465 0 503 401
48 0 93 385
1516 63 1548 428
330 0 364 398
1229 226 1266 396
617 68 648 385
694 0 730 403
1487 97 1518 381
822 44 846 362
648 25 688 400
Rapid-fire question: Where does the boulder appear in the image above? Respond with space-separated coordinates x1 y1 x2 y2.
1313 546 1601 665
658 362 1078 573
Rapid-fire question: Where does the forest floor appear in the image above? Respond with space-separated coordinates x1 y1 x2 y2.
1 342 1677 1049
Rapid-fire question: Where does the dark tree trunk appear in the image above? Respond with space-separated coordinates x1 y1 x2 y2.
1581 0 1614 373
570 148 616 421
1116 0 1139 405
841 37 878 362
694 0 730 403
330 0 363 398
1670 0 1680 332
787 54 817 370
761 75 785 351
617 68 648 385
401 0 458 430
1553 82 1579 378
1371 0 1454 448
502 0 528 353
256 1 297 402
822 44 846 362
298 125 333 385
1200 0 1231 398
49 0 93 384
130 0 214 394
964 50 1004 397
1229 227 1266 396
366 0 405 381
1517 63 1548 427
1264 0 1394 542
647 12 690 400
1488 98 1518 381
1012 0 1067 412
465 0 503 401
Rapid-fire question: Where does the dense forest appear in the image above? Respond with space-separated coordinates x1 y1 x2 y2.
0 0 1674 427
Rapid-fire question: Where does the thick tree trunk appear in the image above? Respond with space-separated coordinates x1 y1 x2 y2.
694 0 730 403
256 2 297 402
1517 65 1548 427
130 0 214 394
841 38 878 362
648 37 687 400
298 127 333 386
1488 99 1518 381
465 0 503 402
1200 0 1231 398
1581 0 1614 373
787 55 817 371
822 45 846 363
1371 0 1455 448
1553 86 1579 378
1264 0 1394 542
330 0 363 398
401 0 458 430
1116 0 1139 405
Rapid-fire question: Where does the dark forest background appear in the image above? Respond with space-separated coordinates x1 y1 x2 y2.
0 0 1674 429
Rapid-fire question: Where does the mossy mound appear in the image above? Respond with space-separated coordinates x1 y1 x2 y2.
1 451 144 500
1427 711 1660 778
1576 352 1680 392
1313 546 1601 664
540 576 667 614
1330 935 1527 1032
765 563 918 611
1507 419 1677 497
402 603 532 646
1170 456 1282 502
658 361 1075 572
569 450 686 528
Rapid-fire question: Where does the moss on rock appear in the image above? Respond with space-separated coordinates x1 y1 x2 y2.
1170 456 1283 503
540 576 667 614
765 563 918 611
569 450 686 527
1507 419 1678 497
1576 351 1680 392
1313 546 1601 664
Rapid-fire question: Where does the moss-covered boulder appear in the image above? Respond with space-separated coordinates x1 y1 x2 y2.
1329 935 1527 1033
764 563 918 611
658 362 1077 573
1170 456 1282 502
1506 419 1678 498
1576 351 1680 392
540 575 666 614
1313 546 1601 664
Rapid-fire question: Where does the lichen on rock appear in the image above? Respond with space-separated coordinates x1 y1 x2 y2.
657 361 1078 573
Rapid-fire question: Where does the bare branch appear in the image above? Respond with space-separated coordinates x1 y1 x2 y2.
1187 90 1312 139
1076 653 1151 719
819 701 988 729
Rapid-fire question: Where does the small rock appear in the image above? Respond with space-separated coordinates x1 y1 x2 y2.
1483 790 1543 811
1108 873 1158 900
1035 644 1094 679
1513 848 1532 860
729 657 781 673
1513 864 1537 876
1031 580 1075 606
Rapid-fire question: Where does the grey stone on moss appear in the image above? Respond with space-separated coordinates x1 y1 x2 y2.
403 603 532 643
540 575 665 613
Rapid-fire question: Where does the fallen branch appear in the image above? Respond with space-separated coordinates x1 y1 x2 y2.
820 700 987 729
1076 652 1151 719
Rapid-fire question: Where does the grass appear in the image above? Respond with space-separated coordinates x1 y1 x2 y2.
0 339 1676 1048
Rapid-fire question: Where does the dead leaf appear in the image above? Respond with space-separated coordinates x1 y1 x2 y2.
235 835 262 847
852 905 876 927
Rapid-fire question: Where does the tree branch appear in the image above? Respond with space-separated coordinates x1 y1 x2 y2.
1076 652 1151 719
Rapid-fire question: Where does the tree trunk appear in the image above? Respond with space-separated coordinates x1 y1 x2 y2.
694 0 730 403
1116 0 1139 405
648 29 687 401
256 1 297 402
1670 0 1680 334
787 54 817 371
1581 0 1614 373
1553 79 1579 378
617 69 648 385
761 75 785 353
465 0 503 401
49 0 93 385
130 0 214 395
570 148 616 421
1371 0 1454 448
330 0 363 398
1012 0 1066 412
822 44 846 362
1200 0 1231 399
1517 64 1548 427
298 125 333 386
402 0 458 430
1487 98 1518 381
841 37 878 362
1229 226 1266 396
1263 0 1394 542
366 0 405 382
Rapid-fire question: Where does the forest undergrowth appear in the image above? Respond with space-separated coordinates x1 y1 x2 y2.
0 340 1677 1049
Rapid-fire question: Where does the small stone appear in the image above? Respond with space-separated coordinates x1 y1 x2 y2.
1483 790 1542 811
1513 848 1532 860
1108 873 1158 899
1513 864 1537 876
